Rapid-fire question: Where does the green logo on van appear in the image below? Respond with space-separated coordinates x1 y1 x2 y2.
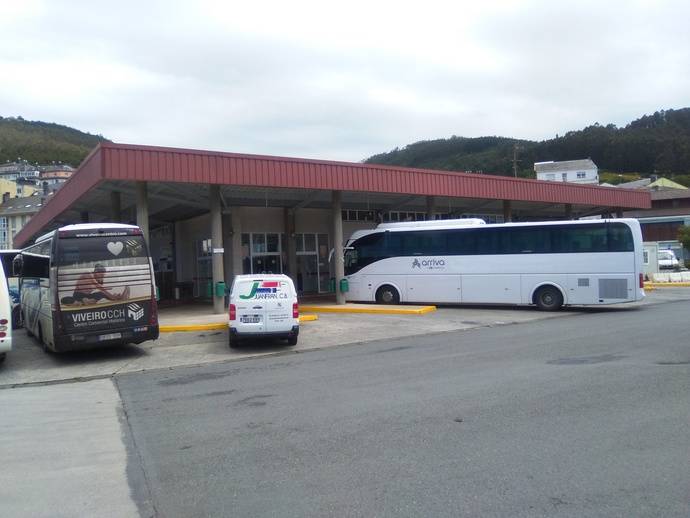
239 282 259 299
239 280 280 299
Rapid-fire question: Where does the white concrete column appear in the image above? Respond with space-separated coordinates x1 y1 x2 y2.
210 185 225 314
332 191 345 305
110 191 121 222
136 182 149 244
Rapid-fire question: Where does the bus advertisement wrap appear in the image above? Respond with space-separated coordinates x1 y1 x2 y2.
19 224 159 352
62 300 151 333
57 237 153 333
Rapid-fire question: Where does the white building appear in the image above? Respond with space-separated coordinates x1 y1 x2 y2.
534 159 599 185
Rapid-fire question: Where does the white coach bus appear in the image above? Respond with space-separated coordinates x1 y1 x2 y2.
343 218 645 310
15 223 159 352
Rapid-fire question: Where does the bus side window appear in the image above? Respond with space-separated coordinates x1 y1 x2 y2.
608 224 633 252
447 230 476 255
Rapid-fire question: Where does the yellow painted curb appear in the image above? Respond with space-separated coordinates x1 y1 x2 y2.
645 282 690 288
160 323 227 333
160 314 318 333
299 304 436 315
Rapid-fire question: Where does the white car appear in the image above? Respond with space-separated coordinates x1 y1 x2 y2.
0 259 13 363
658 250 680 270
228 274 299 347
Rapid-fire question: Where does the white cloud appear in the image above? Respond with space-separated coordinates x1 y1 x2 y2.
1 0 689 162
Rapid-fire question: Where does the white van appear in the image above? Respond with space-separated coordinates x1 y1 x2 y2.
228 274 299 347
0 258 13 363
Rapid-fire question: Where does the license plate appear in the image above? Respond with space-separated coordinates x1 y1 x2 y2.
240 315 261 324
99 332 122 341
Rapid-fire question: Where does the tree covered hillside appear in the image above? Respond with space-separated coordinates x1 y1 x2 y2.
366 108 690 185
0 116 108 166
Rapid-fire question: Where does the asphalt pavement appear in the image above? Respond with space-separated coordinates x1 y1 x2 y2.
114 298 690 518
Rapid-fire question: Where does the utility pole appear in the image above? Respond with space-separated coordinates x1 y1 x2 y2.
512 143 521 178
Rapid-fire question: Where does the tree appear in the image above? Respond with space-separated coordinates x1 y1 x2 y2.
677 225 690 251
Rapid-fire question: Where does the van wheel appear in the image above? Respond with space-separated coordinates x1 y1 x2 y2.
0 353 5 363
534 286 563 311
376 285 400 305
228 333 238 349
286 335 298 346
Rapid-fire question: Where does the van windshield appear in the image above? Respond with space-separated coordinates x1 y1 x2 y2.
658 251 675 260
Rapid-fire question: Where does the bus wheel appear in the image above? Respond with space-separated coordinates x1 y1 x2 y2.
12 306 22 329
376 285 400 305
534 286 563 311
24 312 33 337
38 326 50 353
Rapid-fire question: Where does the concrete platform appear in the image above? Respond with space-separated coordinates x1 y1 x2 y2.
158 304 318 332
298 303 436 315
157 301 432 332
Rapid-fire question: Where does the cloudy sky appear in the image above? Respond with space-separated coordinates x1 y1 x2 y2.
2 0 689 161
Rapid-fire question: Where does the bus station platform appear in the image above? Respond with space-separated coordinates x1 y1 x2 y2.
158 300 436 332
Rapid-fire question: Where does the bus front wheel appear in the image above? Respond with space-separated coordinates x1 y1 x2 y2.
534 286 563 311
376 285 400 305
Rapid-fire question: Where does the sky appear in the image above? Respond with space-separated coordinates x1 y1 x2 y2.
1 0 689 162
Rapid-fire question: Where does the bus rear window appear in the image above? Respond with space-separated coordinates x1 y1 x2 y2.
57 236 149 268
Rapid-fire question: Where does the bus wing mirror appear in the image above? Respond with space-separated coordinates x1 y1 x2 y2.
12 256 22 276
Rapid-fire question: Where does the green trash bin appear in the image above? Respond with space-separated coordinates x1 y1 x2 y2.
339 278 349 293
215 281 226 297
205 281 213 299
328 277 335 293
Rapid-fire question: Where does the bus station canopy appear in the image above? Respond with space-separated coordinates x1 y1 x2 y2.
15 142 651 248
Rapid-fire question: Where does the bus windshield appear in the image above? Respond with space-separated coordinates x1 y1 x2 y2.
57 235 149 268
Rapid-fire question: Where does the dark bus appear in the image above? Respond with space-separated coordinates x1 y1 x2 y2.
15 223 159 352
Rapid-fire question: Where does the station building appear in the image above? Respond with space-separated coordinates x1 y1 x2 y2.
14 143 651 312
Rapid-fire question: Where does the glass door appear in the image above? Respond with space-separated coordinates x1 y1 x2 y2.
296 233 332 294
241 233 284 274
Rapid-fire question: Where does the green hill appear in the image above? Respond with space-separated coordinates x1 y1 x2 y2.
365 108 690 186
0 116 108 166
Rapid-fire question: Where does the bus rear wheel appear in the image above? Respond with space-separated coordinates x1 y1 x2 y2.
38 325 50 353
376 285 400 305
534 286 563 311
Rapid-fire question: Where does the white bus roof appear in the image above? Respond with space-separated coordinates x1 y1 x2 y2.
346 218 640 244
376 218 486 230
35 223 141 243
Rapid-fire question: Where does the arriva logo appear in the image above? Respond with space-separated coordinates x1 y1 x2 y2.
412 258 446 269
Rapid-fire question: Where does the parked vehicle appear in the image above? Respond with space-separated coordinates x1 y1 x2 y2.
344 218 645 311
15 223 159 352
228 274 299 346
658 250 680 270
0 256 12 362
0 249 22 328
